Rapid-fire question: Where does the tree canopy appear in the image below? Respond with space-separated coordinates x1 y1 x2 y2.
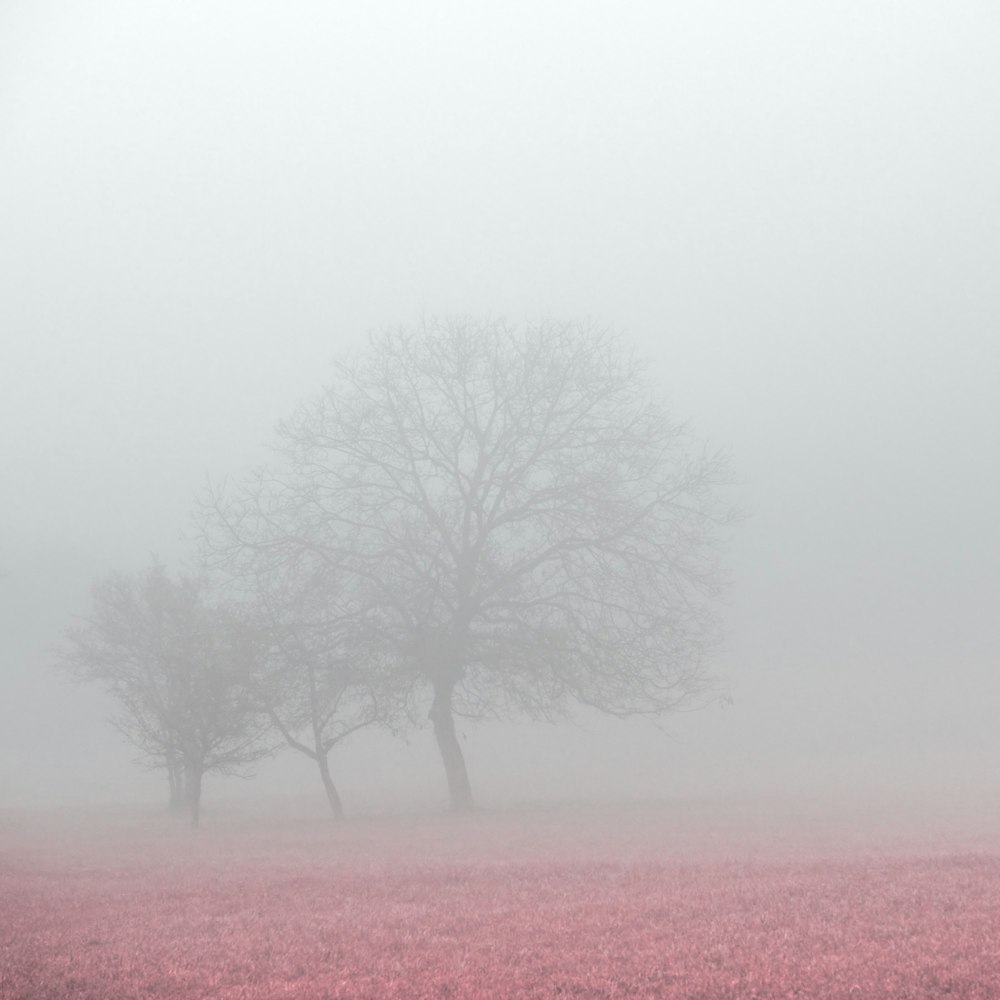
204 319 735 809
64 564 274 825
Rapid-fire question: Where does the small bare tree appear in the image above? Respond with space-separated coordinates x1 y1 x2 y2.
204 319 734 810
64 564 274 826
244 559 394 818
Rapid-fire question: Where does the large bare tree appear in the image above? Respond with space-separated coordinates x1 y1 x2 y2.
64 564 274 826
205 319 734 810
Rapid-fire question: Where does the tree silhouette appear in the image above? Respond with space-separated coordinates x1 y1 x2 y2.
65 564 273 825
205 319 734 809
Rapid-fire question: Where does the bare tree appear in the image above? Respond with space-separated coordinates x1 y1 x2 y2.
64 564 274 826
245 559 394 818
204 319 734 810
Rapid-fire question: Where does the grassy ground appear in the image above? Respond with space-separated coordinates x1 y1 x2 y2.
2 796 999 998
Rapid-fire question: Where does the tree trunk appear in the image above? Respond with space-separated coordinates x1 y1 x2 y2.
167 757 186 811
185 764 203 828
316 752 345 819
429 681 474 811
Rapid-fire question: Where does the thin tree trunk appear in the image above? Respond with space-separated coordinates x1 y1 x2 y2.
429 681 474 811
185 764 203 828
316 752 345 819
167 757 186 811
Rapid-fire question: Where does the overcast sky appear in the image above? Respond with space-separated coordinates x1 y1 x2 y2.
2 1 998 809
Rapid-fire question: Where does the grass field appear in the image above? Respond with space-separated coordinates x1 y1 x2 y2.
2 796 999 999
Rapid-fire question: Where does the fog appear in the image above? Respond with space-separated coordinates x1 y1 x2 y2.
2 1 998 817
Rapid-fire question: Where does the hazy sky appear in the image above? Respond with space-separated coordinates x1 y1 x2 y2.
2 1 998 807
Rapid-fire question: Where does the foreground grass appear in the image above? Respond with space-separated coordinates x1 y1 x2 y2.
2 799 999 999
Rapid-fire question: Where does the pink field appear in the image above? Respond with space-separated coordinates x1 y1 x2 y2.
2 798 1000 999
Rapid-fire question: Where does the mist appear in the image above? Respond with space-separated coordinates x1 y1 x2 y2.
2 0 998 822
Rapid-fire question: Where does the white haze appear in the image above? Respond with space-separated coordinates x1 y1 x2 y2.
1 1 998 814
